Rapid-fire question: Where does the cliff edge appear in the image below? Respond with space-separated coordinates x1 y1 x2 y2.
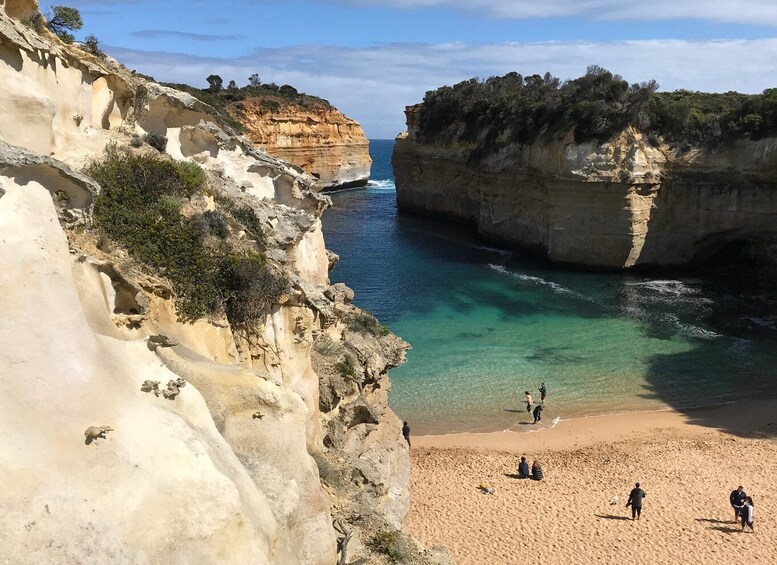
232 98 372 191
393 70 777 269
0 4 445 564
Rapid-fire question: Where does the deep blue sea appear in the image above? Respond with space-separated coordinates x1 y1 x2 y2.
321 139 777 434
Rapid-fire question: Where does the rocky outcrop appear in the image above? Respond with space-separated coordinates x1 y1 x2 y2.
233 99 371 190
394 105 777 269
0 7 447 564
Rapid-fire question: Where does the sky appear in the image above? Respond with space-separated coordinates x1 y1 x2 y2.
61 0 777 138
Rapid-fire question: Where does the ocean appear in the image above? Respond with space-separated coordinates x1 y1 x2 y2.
321 139 777 434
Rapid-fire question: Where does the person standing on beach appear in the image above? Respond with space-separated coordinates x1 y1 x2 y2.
626 482 646 520
533 403 543 424
741 497 755 532
539 383 547 404
402 421 411 447
730 486 747 523
525 391 533 414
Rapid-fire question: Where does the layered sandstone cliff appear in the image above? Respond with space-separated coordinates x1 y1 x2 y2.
394 105 777 269
0 6 446 564
233 99 371 190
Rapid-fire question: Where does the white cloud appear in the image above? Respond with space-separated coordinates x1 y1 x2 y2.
315 0 777 25
110 38 777 138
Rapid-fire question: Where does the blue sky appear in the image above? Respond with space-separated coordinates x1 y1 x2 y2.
61 0 777 138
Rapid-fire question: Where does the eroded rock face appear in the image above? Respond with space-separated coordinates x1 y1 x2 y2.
0 8 434 564
393 107 777 269
234 99 371 190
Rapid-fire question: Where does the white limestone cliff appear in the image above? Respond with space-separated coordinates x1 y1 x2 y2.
0 5 448 564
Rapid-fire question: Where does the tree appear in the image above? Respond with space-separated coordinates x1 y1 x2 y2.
227 80 238 90
46 5 82 43
82 34 102 57
206 74 223 93
248 73 261 87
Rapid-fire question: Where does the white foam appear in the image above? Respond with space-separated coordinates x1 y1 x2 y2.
489 264 597 304
367 179 396 190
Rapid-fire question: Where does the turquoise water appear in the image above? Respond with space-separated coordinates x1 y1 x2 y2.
322 140 777 434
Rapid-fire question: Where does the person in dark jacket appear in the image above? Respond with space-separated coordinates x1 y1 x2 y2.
626 482 646 520
539 383 547 404
531 460 544 481
730 486 747 523
517 456 530 479
741 496 754 532
532 403 543 424
402 421 411 447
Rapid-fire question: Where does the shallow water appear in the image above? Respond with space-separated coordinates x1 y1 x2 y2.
321 140 777 434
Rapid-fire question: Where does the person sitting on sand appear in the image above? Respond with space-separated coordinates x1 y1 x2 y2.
517 456 530 479
626 482 646 521
741 496 755 532
539 383 547 404
533 403 543 424
525 391 533 414
531 460 544 480
730 486 747 523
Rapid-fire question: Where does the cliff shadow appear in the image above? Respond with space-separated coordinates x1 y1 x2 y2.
640 336 777 438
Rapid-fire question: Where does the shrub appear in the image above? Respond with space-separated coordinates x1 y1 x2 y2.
88 149 285 326
133 85 149 121
334 354 357 377
230 205 266 245
81 34 103 58
20 13 44 32
129 134 143 148
313 335 345 357
192 210 229 239
369 531 405 562
144 132 168 152
344 312 390 337
218 252 288 326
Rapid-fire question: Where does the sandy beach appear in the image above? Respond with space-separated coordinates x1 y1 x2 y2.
406 400 777 564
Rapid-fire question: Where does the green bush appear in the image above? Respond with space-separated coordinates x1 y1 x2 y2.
369 531 404 562
334 354 357 377
81 34 103 58
344 312 390 337
129 134 143 148
417 67 777 159
192 210 229 239
230 205 267 246
88 149 285 326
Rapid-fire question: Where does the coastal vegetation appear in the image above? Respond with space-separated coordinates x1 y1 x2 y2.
88 146 287 325
417 66 777 160
163 76 332 133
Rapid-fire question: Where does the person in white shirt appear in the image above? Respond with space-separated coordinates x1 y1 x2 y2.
741 497 755 532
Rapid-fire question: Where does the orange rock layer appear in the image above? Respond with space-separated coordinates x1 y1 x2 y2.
234 99 371 190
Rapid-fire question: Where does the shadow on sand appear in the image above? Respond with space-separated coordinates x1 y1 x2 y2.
595 514 630 521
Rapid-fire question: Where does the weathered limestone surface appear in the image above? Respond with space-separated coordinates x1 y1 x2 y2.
394 106 777 269
235 100 371 190
0 6 448 564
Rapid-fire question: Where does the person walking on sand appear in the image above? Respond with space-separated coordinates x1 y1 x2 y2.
741 496 755 532
539 383 547 404
730 486 747 523
533 403 543 424
402 421 411 447
626 482 646 520
517 456 530 479
525 391 533 414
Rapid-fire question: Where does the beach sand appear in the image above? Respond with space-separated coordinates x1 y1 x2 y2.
406 400 777 564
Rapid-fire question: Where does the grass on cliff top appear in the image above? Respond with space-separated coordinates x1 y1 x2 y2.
161 81 332 134
417 66 777 161
88 146 287 326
